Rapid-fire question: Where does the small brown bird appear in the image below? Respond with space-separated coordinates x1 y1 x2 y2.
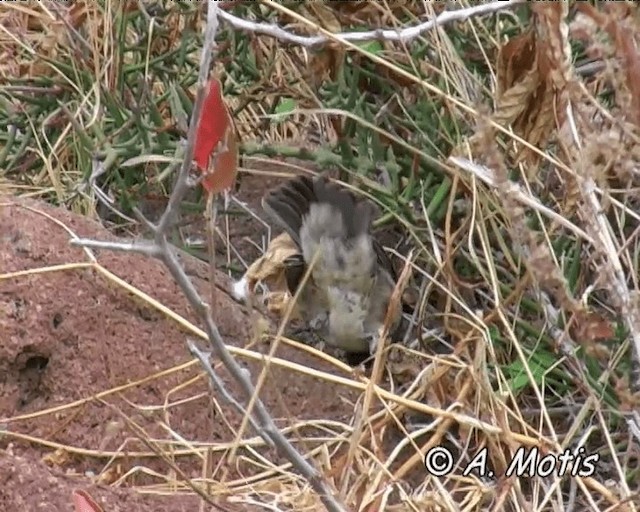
262 175 401 354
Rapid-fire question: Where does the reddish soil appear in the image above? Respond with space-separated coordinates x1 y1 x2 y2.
0 451 213 511
0 179 365 510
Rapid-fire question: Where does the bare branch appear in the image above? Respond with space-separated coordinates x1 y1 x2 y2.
218 0 527 47
187 339 263 434
70 2 347 511
71 238 161 258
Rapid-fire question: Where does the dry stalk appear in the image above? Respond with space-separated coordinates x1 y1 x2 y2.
69 2 347 511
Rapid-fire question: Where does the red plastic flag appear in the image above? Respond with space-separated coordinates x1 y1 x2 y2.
193 77 239 194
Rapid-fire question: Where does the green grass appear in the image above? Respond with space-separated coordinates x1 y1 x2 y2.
2 1 639 509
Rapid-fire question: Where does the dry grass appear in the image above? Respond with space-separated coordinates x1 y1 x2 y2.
2 1 640 510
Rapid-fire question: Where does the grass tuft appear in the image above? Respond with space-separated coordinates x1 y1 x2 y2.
2 1 640 510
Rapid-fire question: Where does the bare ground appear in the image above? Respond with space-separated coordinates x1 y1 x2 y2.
0 170 372 510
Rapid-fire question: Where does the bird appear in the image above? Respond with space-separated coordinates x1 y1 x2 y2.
262 174 402 354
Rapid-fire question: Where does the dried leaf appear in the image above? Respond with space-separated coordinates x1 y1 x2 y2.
242 233 306 320
307 47 344 86
265 290 295 317
532 1 572 88
495 28 547 158
42 448 70 467
303 3 344 86
306 2 341 33
95 466 120 486
194 78 239 194
494 11 567 169
497 28 537 95
68 2 88 28
493 68 540 127
570 310 615 345
615 376 640 412
576 3 640 125
387 345 424 382
244 232 300 292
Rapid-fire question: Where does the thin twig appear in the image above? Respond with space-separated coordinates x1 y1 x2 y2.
218 0 526 47
70 2 347 511
186 339 262 434
448 155 595 244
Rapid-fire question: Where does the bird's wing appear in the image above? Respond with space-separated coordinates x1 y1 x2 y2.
372 238 397 282
261 175 315 246
263 174 395 291
311 176 378 239
282 253 306 294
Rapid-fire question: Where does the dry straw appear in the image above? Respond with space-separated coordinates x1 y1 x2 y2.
2 1 640 510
